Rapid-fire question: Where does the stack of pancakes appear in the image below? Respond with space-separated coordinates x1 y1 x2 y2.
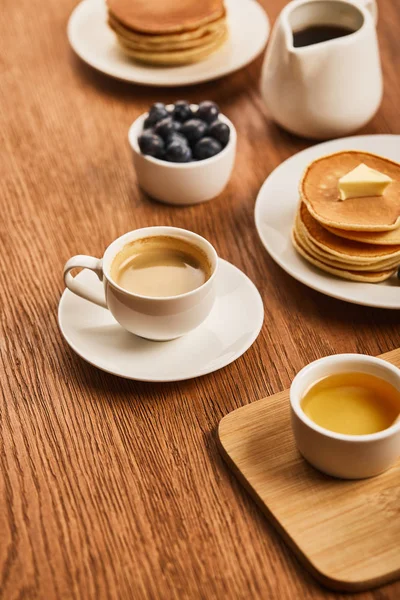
292 151 400 283
107 0 228 65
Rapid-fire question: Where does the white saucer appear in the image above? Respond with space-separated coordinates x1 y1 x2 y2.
255 134 400 310
67 0 270 87
58 259 264 381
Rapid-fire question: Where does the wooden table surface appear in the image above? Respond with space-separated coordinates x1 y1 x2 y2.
1 0 400 598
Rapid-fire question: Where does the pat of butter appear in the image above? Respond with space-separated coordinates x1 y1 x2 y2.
338 163 392 200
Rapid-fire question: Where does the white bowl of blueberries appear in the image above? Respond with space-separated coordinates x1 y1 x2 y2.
128 100 236 206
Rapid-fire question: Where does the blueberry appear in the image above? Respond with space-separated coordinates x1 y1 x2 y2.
398 267 400 280
154 117 181 140
144 102 169 128
143 116 154 130
193 137 222 160
165 132 189 147
208 120 230 147
138 131 165 158
150 102 166 112
165 141 193 163
180 119 208 145
172 100 193 122
197 101 220 124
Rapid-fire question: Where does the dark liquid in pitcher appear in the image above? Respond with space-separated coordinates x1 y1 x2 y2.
293 25 355 47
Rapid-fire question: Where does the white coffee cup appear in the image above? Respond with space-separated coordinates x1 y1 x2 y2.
63 227 218 341
290 354 400 479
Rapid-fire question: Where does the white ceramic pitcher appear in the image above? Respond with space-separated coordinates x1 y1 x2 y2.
260 0 382 139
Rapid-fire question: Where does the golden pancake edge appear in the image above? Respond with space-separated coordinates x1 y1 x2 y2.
108 13 226 47
294 212 400 272
298 202 400 264
116 29 228 65
325 224 400 246
291 230 396 283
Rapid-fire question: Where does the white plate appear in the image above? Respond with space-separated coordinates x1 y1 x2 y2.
67 0 269 86
58 259 264 381
254 135 400 310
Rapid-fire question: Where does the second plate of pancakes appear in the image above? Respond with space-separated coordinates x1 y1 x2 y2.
255 135 400 310
68 0 270 86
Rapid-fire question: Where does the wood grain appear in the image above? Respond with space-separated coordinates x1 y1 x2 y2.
219 348 400 593
1 0 400 598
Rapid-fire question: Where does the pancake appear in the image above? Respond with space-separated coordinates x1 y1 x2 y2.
298 202 400 264
292 230 396 283
300 151 400 231
108 13 226 45
117 28 228 65
109 20 226 52
107 0 225 34
325 224 400 246
107 12 226 43
107 0 227 65
294 213 400 272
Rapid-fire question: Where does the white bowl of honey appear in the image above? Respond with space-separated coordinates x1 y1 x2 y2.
290 354 400 479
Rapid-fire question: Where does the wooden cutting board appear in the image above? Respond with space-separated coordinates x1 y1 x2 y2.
218 348 400 592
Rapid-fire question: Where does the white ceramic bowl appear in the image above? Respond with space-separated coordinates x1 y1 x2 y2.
128 104 236 206
290 354 400 479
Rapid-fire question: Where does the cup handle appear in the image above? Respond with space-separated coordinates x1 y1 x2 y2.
64 255 108 309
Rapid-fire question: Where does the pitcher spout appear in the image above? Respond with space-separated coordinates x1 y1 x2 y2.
283 0 366 51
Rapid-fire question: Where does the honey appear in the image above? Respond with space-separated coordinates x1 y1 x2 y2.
301 372 400 435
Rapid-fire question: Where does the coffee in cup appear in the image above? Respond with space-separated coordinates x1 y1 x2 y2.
110 236 212 298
